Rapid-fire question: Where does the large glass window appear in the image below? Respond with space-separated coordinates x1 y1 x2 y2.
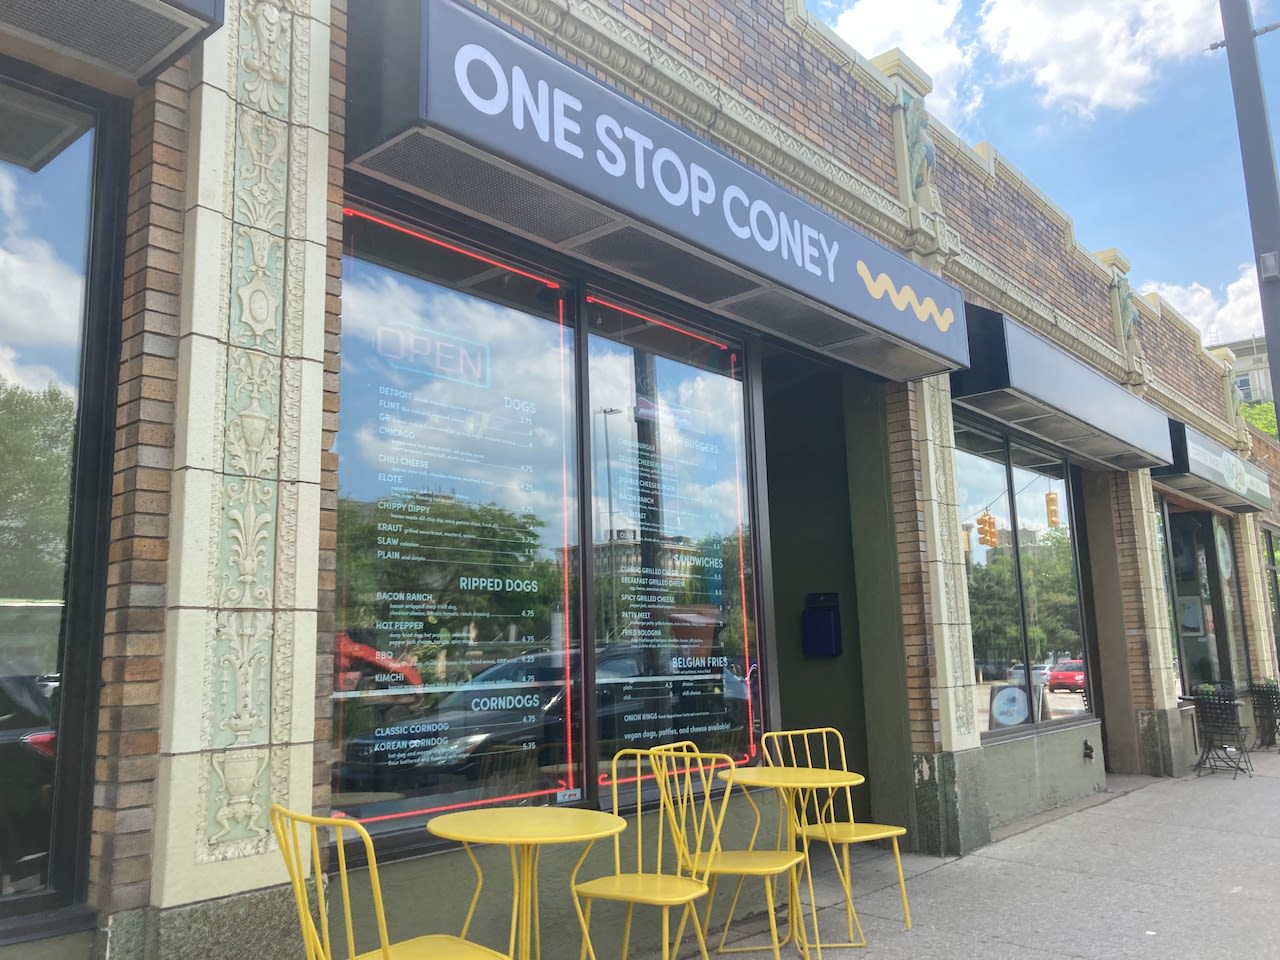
1262 528 1280 671
955 424 1088 733
1164 505 1250 690
0 79 97 900
586 295 758 779
332 213 763 826
333 213 581 823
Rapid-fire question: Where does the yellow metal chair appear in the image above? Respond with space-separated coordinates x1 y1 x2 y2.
655 742 809 960
761 727 911 948
572 746 718 960
271 804 510 960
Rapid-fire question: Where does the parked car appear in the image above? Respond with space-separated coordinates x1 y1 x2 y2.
0 674 56 886
334 646 748 792
1007 661 1053 686
1049 660 1087 693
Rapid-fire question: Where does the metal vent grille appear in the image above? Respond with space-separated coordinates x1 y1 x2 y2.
0 0 192 78
0 82 92 171
361 132 616 245
727 288 861 346
572 227 757 304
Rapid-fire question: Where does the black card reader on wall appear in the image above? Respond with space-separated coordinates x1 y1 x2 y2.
801 592 842 658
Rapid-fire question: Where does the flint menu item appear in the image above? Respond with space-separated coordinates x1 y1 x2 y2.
333 231 581 819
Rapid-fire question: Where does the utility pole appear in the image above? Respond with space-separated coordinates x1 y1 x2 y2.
1218 0 1280 409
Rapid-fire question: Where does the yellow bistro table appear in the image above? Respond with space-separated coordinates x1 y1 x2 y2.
428 806 627 960
720 766 865 957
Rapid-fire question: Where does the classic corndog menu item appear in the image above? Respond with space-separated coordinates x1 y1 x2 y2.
333 248 580 809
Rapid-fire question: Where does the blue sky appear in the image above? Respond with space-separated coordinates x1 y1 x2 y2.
813 0 1280 345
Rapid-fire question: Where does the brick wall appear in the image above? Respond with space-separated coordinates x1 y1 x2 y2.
472 0 898 201
1136 301 1228 422
1108 475 1157 714
884 380 940 754
1248 424 1280 532
91 63 188 913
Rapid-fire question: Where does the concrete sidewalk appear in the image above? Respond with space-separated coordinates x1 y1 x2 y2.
674 748 1280 959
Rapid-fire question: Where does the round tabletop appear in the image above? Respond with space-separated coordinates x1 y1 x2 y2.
721 766 865 790
427 805 627 845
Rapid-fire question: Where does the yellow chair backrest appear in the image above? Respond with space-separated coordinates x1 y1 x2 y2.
270 804 394 960
760 726 856 824
605 748 684 879
649 741 735 880
761 726 848 772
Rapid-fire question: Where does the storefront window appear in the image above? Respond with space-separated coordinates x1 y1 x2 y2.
1152 499 1185 697
1166 508 1250 690
586 296 758 776
0 80 96 897
332 214 765 824
333 213 582 821
956 424 1089 733
1262 528 1280 669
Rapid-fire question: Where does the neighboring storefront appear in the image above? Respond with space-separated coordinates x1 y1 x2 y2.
6 0 1280 957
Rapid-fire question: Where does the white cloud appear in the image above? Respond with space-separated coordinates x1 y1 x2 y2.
0 165 84 390
1139 263 1262 344
831 0 984 128
0 345 67 392
977 0 1224 116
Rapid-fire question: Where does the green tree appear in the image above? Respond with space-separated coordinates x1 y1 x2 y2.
1240 401 1277 438
967 549 1023 677
0 378 76 599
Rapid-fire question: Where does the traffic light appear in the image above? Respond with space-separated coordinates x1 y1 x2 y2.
1045 491 1060 528
977 511 998 547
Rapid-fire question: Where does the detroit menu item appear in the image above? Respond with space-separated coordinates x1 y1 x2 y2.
586 296 759 774
332 231 581 819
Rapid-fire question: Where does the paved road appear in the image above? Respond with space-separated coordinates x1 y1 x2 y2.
653 747 1280 959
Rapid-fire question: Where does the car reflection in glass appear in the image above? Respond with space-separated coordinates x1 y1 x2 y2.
0 673 57 890
334 646 748 792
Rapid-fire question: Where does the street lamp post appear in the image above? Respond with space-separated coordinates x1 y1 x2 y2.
600 407 621 641
1218 0 1280 413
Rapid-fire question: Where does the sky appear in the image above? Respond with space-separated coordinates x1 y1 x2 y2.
811 0 1280 346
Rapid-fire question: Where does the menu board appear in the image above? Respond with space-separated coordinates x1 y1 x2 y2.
587 301 759 768
333 246 580 816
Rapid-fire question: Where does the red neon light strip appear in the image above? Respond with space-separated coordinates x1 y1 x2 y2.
730 353 757 758
585 296 729 350
563 299 578 788
343 207 560 289
346 786 564 825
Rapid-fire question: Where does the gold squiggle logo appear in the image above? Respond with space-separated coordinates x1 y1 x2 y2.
856 260 955 332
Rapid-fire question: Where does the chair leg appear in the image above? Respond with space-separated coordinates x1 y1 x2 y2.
891 837 912 930
687 903 712 960
762 877 782 960
620 902 634 960
716 878 748 953
661 906 671 960
575 896 596 960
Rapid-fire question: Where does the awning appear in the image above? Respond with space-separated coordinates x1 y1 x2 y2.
951 305 1172 470
1153 422 1273 512
345 0 970 382
0 0 222 87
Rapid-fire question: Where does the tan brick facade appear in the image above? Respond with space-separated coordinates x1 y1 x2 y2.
92 63 189 915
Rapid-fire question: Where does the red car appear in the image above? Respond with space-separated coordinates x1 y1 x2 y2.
1048 660 1086 693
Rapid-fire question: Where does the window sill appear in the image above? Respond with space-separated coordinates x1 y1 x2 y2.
0 902 96 948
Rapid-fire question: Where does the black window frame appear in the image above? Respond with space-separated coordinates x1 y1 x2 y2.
0 54 127 924
953 414 1094 739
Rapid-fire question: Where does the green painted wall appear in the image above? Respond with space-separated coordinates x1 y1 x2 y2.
760 351 868 779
